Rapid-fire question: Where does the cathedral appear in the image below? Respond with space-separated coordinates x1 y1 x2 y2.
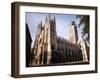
26 15 89 67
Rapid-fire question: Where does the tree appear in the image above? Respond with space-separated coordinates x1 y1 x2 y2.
76 15 89 41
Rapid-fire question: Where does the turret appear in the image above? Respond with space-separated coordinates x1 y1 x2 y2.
36 21 42 35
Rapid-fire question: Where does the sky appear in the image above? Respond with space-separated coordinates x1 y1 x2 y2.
25 12 83 45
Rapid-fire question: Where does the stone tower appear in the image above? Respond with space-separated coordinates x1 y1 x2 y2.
32 15 57 65
69 21 78 44
49 16 57 51
45 15 57 64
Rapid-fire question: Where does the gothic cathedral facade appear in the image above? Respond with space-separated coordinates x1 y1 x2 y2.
28 15 89 66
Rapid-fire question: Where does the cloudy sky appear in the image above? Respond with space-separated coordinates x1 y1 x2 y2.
26 12 83 44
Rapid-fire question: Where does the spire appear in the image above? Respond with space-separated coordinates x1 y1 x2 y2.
54 16 56 22
47 14 51 21
53 16 56 26
45 17 47 22
49 14 51 20
37 20 43 32
40 20 42 27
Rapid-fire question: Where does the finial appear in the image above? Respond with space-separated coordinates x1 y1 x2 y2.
49 13 51 20
45 17 47 22
54 16 56 21
40 20 42 25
